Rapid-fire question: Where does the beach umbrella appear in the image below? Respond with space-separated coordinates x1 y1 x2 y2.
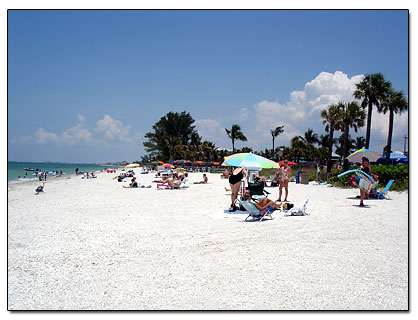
212 162 221 166
196 161 203 165
278 160 297 167
125 163 139 168
377 152 408 165
346 148 382 163
163 163 174 168
223 153 280 170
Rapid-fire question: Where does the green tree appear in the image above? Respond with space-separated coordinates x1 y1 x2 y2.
353 73 391 149
270 126 284 156
143 111 199 161
321 104 340 173
300 128 320 145
225 124 247 153
290 136 306 163
335 101 366 171
164 136 182 163
353 136 366 150
378 89 408 164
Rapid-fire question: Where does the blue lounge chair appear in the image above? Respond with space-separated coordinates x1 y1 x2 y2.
374 180 394 199
237 199 274 221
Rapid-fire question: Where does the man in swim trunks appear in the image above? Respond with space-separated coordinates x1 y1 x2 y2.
277 160 291 202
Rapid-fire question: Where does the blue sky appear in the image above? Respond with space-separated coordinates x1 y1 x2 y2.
8 9 409 163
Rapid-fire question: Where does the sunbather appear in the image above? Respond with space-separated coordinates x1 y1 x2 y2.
158 178 181 188
242 193 282 211
123 177 138 188
35 184 44 194
194 173 208 184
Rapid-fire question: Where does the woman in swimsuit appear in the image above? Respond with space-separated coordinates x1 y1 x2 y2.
359 157 371 207
277 160 291 202
242 193 282 211
228 167 247 211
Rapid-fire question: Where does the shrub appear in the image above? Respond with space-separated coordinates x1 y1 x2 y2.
327 164 408 191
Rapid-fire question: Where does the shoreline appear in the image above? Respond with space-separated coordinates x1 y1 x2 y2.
8 170 408 310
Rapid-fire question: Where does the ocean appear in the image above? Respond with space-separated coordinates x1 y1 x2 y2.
8 161 120 183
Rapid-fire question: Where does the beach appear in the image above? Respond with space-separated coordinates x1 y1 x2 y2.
7 171 408 310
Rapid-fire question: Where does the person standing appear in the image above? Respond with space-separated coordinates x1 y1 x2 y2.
277 160 291 202
75 167 79 175
359 157 372 207
228 167 247 211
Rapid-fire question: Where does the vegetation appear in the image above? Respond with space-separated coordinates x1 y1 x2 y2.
327 164 408 191
354 73 391 149
225 124 247 153
378 89 408 164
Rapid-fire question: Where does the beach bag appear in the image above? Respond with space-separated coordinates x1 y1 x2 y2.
348 175 359 188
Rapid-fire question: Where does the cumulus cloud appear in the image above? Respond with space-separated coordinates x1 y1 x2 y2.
14 114 140 149
34 128 61 144
195 118 229 148
95 114 132 143
61 123 93 145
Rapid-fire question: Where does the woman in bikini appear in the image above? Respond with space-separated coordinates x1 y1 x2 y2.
228 167 247 211
277 160 291 202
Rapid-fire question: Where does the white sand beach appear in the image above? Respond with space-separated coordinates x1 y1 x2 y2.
7 171 408 310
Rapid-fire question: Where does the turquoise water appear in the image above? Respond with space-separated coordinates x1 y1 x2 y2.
8 161 120 183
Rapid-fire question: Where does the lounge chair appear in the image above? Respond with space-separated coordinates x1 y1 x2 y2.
285 199 309 216
237 199 275 222
374 180 394 199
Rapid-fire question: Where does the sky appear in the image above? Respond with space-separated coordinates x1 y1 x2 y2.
7 9 409 163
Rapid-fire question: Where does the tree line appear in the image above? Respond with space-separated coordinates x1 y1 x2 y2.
140 73 407 169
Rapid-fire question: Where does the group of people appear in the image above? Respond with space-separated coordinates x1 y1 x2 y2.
227 160 292 212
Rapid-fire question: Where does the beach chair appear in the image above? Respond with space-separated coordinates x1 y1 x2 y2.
246 181 270 201
237 199 274 222
285 199 309 216
374 180 394 199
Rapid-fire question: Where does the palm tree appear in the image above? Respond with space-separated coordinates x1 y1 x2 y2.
336 101 366 171
378 89 408 164
353 136 366 150
270 126 284 157
165 136 182 163
290 136 306 163
300 128 320 146
321 104 340 173
353 73 391 149
225 124 247 153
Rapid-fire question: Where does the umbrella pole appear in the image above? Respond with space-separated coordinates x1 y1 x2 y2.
240 179 245 201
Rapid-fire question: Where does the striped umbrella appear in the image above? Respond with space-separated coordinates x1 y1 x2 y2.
222 153 280 170
347 148 382 163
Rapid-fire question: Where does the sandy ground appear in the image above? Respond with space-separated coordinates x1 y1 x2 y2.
7 170 408 310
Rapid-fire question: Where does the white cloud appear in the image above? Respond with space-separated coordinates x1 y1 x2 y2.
95 114 132 143
34 127 61 144
195 118 229 148
62 123 93 145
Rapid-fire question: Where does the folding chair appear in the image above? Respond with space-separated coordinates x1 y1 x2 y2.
237 199 274 222
286 199 309 216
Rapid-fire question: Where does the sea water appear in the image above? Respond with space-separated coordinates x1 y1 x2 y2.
8 161 120 183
